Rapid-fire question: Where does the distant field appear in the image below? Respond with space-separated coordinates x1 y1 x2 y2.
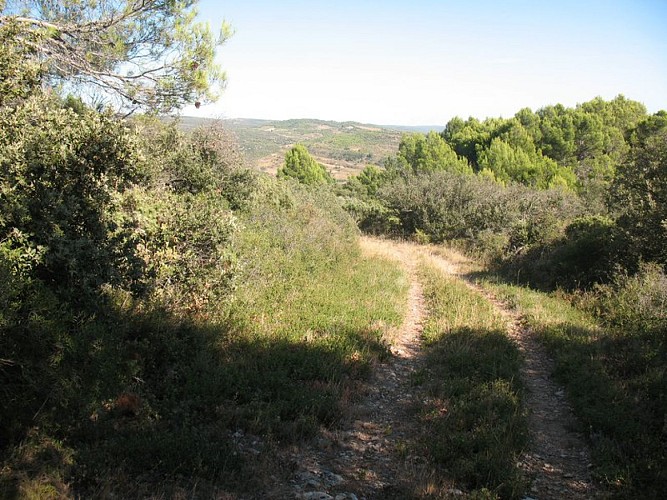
178 116 442 180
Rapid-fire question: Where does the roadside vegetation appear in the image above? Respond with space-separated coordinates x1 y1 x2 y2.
0 10 408 496
478 274 667 496
0 95 409 498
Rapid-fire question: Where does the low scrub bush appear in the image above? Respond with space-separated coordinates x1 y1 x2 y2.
500 215 617 290
115 187 239 316
373 171 583 256
340 196 402 236
378 171 512 242
0 93 141 304
133 116 243 194
594 262 667 333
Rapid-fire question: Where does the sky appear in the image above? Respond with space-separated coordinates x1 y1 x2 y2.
184 0 667 126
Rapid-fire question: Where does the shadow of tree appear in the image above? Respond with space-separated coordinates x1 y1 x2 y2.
530 320 667 494
416 326 527 498
0 291 390 497
461 269 667 496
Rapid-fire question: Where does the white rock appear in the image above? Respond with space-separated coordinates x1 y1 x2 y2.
302 493 333 500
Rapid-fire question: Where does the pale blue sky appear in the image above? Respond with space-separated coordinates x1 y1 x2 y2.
186 0 667 125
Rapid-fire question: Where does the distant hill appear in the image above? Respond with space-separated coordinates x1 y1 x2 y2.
385 124 446 133
176 116 441 180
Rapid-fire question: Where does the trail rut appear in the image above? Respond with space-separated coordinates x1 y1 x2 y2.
428 244 599 499
280 238 432 499
460 281 599 499
268 237 599 499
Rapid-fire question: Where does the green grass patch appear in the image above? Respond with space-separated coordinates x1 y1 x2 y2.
218 189 408 440
416 263 528 499
480 276 667 497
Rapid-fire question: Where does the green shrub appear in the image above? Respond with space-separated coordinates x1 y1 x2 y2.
341 196 401 235
611 125 667 270
0 20 44 106
0 93 141 302
501 215 616 290
594 262 667 333
115 188 238 316
377 170 583 249
378 171 507 241
132 116 243 194
557 215 617 285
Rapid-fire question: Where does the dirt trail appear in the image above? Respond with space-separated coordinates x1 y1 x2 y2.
281 237 435 499
459 280 599 499
278 237 598 499
427 243 599 499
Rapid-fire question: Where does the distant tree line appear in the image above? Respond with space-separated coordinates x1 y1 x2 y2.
340 95 667 291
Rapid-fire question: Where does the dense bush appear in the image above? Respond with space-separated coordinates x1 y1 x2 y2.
132 116 243 193
0 89 243 493
0 94 142 460
373 170 583 254
500 215 617 290
0 93 141 303
115 188 239 315
377 171 509 241
611 126 667 271
594 263 667 334
340 196 401 236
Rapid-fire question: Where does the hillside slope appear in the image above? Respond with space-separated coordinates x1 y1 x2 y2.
179 116 411 180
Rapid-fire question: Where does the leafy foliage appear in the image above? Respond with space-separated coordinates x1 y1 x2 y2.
374 170 583 249
0 0 232 112
500 215 617 291
0 19 43 105
612 125 667 269
0 92 141 302
391 131 472 174
477 136 576 189
133 116 243 193
278 143 333 185
593 262 667 334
